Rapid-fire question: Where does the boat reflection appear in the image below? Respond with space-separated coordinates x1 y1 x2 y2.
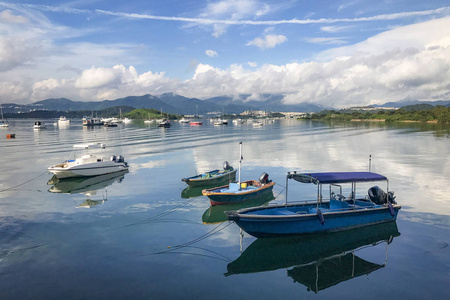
181 186 205 198
202 192 274 224
225 221 400 293
47 170 128 207
48 170 128 194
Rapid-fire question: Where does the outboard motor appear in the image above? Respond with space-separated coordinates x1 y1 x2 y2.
223 161 231 170
117 155 124 163
368 186 396 204
259 172 270 184
110 155 117 162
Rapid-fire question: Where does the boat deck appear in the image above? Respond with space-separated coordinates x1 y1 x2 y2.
250 199 381 216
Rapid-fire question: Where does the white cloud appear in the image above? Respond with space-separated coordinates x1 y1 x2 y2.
205 49 218 57
246 34 287 49
248 61 257 67
306 37 347 45
0 9 29 23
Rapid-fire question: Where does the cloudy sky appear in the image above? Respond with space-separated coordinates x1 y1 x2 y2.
1 0 450 107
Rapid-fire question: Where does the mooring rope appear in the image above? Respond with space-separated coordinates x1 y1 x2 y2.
0 171 48 193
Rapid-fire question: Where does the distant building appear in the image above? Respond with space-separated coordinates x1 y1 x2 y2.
240 110 270 117
349 106 397 111
278 112 308 118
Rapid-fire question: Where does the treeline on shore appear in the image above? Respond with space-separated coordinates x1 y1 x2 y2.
305 105 450 123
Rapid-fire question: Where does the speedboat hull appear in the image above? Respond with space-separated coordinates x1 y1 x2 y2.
227 201 401 238
48 161 128 179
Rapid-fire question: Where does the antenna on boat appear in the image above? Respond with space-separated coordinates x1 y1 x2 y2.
369 154 372 172
238 142 243 189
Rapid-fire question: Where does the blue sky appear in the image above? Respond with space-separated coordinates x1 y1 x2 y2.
1 0 450 107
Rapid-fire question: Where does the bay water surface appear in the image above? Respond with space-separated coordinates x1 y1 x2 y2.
0 119 449 299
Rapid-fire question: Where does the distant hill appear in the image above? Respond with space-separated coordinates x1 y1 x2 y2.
376 100 450 108
6 93 327 115
5 94 448 116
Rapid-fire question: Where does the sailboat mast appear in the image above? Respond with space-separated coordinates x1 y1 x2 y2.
238 142 242 186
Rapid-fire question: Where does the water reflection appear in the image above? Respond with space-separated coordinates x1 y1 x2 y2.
47 170 128 207
226 222 400 293
47 170 128 194
202 192 274 224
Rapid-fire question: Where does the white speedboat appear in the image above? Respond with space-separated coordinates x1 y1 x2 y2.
33 121 46 129
58 116 70 126
47 143 128 179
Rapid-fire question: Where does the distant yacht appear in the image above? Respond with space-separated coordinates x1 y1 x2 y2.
58 116 70 126
0 104 9 127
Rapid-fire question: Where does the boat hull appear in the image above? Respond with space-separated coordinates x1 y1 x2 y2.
182 169 237 188
48 161 128 179
203 181 275 206
227 202 401 237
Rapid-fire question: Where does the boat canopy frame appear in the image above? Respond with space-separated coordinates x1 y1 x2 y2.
285 171 389 205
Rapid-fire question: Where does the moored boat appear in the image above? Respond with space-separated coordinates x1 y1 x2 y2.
57 116 70 126
159 119 171 127
33 121 46 129
47 143 128 179
82 116 103 126
190 120 203 126
202 142 275 206
226 171 401 237
182 161 237 188
0 104 9 127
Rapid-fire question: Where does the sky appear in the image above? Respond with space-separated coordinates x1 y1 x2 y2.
1 0 450 108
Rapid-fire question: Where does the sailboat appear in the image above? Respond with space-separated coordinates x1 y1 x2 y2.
190 105 203 125
202 142 275 206
158 108 171 127
0 104 9 127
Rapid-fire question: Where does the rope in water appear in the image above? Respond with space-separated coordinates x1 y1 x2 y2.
0 171 48 193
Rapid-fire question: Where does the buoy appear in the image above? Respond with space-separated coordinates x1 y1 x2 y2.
317 209 325 225
6 134 15 139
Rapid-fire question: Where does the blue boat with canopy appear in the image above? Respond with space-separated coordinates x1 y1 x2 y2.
226 171 401 237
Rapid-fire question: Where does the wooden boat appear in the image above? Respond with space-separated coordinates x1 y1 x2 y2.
202 142 275 206
182 161 236 188
225 221 400 293
226 171 401 237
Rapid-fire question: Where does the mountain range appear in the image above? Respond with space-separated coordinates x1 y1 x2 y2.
2 93 449 115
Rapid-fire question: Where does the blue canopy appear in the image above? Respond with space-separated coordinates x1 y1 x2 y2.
289 172 387 184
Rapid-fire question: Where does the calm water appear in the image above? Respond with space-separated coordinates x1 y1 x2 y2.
0 119 449 299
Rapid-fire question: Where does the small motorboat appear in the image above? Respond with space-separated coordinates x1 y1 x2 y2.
226 171 401 237
179 118 190 123
47 143 128 179
202 142 275 206
82 116 103 126
33 121 46 129
190 120 203 126
252 121 263 127
57 116 70 126
182 161 237 188
159 119 171 127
